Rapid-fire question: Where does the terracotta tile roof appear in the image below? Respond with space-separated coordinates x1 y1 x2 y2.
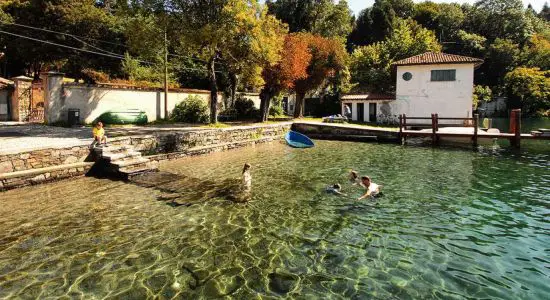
341 94 395 101
392 52 484 66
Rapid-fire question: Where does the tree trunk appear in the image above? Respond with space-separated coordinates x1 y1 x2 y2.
259 90 272 122
293 92 305 118
230 73 238 107
208 57 218 124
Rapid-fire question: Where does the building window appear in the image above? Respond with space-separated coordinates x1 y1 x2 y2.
431 69 456 81
402 72 412 81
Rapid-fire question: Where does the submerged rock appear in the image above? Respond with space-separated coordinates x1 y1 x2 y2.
129 171 250 206
268 271 300 295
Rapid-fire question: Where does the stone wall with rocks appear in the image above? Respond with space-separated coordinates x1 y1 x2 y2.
0 124 290 174
0 162 94 191
292 122 399 142
0 146 93 173
1 123 291 191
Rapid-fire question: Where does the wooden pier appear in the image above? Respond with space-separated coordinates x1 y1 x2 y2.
398 109 550 148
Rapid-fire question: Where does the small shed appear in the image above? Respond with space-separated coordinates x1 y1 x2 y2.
0 77 14 121
341 94 395 123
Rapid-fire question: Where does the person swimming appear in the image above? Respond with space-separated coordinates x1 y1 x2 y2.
242 163 252 193
357 176 381 200
349 170 361 185
326 183 347 196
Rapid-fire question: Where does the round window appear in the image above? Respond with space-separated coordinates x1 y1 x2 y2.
402 72 412 81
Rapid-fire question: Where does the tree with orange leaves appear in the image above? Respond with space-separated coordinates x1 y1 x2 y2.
259 33 310 121
292 33 349 118
259 32 349 121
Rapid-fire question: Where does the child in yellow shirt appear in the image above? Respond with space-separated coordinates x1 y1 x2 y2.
90 121 107 149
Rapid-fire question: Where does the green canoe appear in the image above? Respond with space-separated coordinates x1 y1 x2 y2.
97 109 148 125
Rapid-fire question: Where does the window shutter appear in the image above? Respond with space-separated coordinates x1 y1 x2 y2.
431 70 456 81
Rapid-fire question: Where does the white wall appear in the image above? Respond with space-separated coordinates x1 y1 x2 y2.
41 73 261 124
342 100 393 122
60 85 212 123
392 63 475 121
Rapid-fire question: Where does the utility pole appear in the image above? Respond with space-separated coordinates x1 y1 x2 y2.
164 29 169 120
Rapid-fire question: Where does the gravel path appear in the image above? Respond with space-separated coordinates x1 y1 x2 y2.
0 124 207 155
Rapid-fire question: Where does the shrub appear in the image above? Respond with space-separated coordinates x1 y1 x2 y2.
234 97 259 119
269 105 284 116
170 95 209 123
81 68 109 84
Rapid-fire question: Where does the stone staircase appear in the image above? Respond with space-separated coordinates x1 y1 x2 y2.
93 145 158 179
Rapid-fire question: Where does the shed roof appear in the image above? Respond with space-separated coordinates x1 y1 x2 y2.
341 93 395 101
392 52 483 67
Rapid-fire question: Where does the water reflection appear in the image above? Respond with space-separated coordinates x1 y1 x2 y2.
0 141 548 299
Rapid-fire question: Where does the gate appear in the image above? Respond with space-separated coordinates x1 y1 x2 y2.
28 81 44 123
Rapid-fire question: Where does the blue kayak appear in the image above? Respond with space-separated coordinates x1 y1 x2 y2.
285 131 315 148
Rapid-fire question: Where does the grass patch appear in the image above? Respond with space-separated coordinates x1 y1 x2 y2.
201 122 232 129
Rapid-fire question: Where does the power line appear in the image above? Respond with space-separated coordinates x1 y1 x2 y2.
0 29 149 62
0 21 126 48
0 29 223 74
0 21 219 64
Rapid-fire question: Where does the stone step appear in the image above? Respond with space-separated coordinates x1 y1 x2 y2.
111 157 151 169
93 145 132 155
119 164 159 176
101 151 142 161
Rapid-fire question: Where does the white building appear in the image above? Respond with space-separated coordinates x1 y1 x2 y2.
342 52 484 123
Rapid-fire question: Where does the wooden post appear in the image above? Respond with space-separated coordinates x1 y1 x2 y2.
509 109 521 148
435 113 440 144
399 115 403 143
514 109 521 148
473 113 479 147
431 113 437 146
402 114 407 143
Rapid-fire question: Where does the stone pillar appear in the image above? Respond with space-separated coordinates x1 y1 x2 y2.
11 76 33 121
41 72 64 124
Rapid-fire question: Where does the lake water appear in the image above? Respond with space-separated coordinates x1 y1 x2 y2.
0 141 549 299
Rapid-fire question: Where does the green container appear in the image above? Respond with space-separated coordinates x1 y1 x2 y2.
97 109 148 125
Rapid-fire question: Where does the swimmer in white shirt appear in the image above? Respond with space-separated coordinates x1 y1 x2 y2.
357 176 381 200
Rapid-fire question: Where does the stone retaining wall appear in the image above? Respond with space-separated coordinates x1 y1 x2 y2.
0 123 291 191
0 162 94 191
292 122 399 142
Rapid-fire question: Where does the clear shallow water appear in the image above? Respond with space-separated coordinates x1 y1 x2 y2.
0 141 549 299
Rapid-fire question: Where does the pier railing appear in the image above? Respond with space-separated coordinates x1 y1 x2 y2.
398 109 524 148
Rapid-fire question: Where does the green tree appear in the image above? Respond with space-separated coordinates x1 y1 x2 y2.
388 0 414 18
0 0 122 78
505 67 550 116
448 30 487 57
348 8 373 48
540 2 550 21
480 38 520 87
172 0 286 123
413 1 440 31
523 34 550 70
370 0 396 43
473 85 493 109
266 0 353 40
350 18 441 93
472 0 535 43
413 2 464 40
